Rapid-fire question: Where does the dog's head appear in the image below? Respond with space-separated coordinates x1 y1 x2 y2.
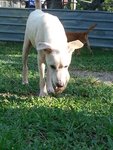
37 40 83 93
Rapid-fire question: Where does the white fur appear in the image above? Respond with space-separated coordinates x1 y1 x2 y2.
25 10 67 51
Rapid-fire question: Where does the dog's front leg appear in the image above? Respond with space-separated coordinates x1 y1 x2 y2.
47 67 55 94
38 51 48 97
22 35 31 84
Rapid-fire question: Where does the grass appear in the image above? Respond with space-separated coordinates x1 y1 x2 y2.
0 41 113 150
71 47 113 71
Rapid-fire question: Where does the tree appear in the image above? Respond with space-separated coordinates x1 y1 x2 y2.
77 0 113 11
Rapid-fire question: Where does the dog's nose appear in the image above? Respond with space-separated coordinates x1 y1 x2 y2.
56 82 64 88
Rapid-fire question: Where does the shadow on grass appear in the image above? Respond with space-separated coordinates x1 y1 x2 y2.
0 102 113 149
71 47 113 71
0 53 38 96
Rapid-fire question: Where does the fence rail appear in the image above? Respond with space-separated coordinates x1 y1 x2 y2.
0 7 113 48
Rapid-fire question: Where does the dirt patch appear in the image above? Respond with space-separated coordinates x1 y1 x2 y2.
71 70 113 85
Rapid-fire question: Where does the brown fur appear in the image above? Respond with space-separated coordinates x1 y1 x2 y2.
66 23 97 55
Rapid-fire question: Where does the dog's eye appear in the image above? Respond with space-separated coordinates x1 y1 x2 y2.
50 65 56 70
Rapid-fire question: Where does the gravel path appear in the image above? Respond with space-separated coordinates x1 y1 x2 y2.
71 70 113 85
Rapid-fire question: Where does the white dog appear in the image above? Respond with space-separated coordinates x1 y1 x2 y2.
22 9 83 97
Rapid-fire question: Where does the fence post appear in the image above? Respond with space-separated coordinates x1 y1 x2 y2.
72 0 77 10
35 0 41 9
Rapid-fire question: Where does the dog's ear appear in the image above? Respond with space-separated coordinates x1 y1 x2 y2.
36 42 52 53
68 40 84 53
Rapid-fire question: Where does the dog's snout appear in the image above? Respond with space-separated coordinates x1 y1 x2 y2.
56 82 64 88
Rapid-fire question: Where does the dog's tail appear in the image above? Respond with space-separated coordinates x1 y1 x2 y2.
86 23 97 34
35 0 41 9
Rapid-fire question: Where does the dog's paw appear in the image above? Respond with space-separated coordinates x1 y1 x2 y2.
47 88 55 94
39 92 48 97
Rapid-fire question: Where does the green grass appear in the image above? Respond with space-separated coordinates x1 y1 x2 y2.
0 42 113 150
71 47 113 71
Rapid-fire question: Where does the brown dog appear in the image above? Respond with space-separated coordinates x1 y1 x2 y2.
66 23 97 55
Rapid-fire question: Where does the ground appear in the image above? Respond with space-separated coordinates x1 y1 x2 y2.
71 70 113 85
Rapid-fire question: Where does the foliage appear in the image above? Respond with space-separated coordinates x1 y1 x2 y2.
77 0 113 12
103 0 113 12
